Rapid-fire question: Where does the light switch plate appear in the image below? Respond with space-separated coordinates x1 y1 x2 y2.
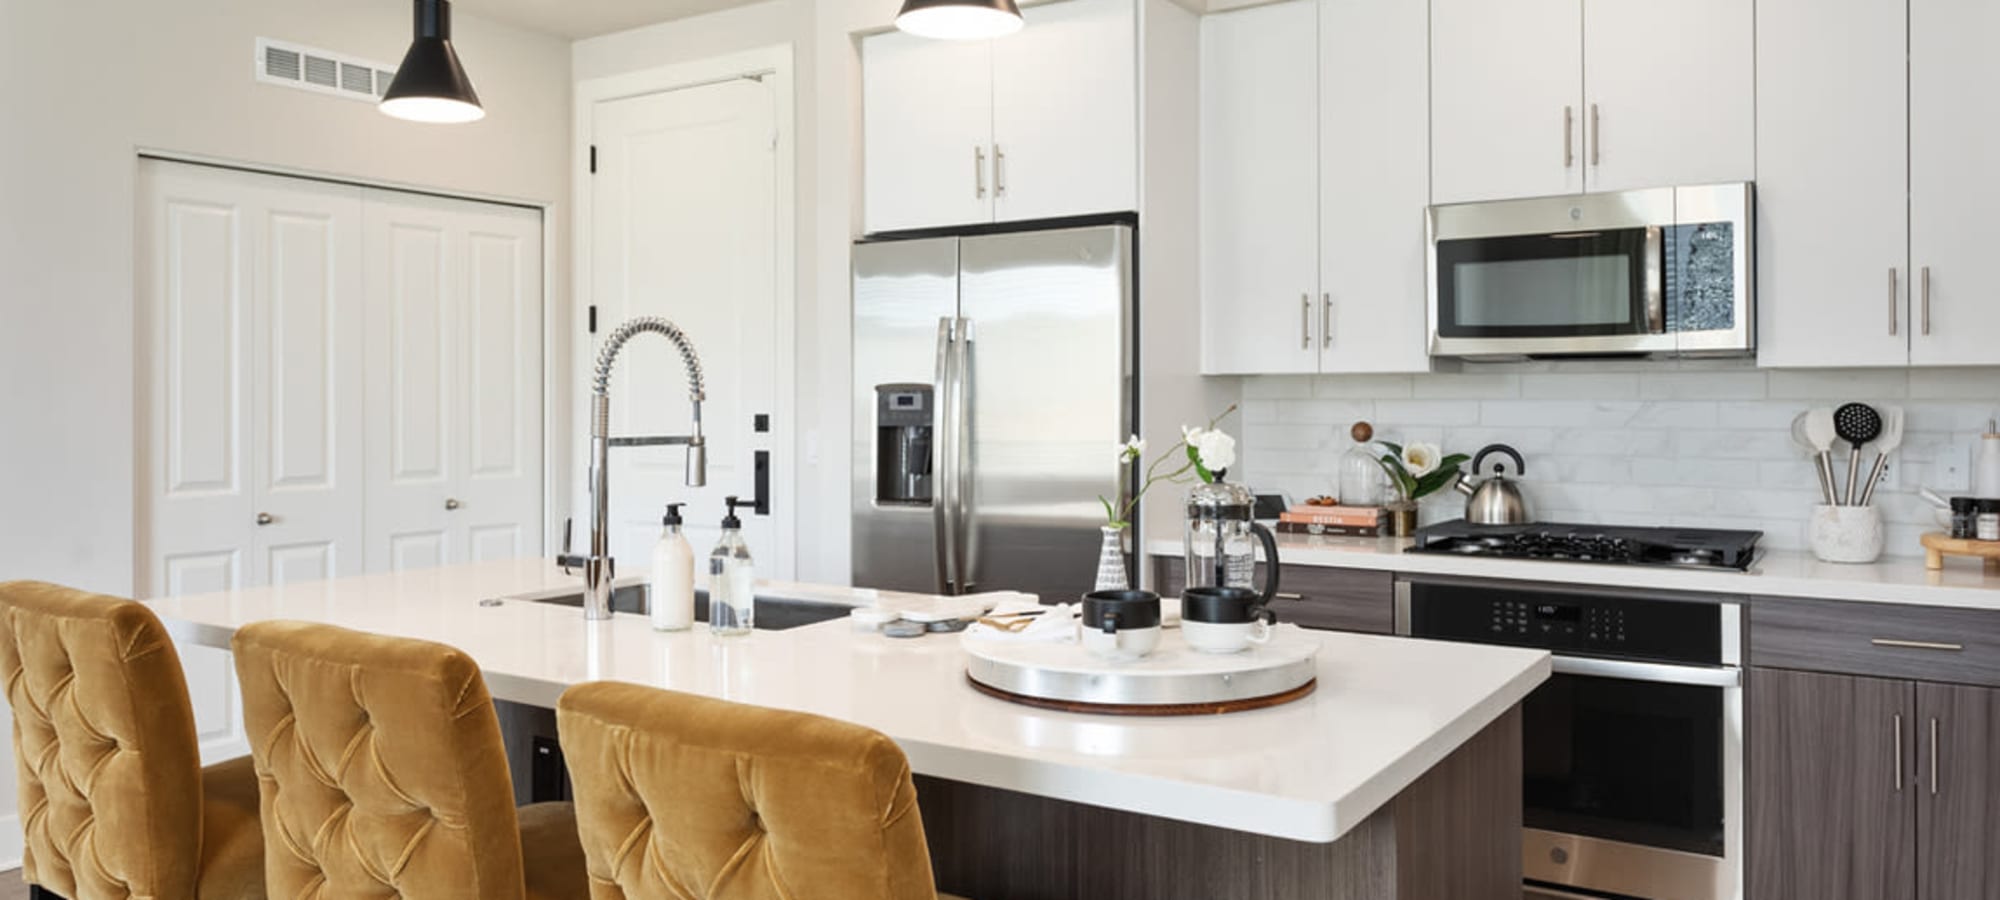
1935 444 1972 492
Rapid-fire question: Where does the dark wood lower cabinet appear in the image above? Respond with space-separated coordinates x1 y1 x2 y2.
1916 682 2000 900
1152 557 1395 634
1749 667 1915 900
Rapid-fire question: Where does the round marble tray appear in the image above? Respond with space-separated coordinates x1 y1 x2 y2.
962 624 1319 713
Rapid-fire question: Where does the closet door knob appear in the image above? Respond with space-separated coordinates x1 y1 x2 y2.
445 498 462 511
255 512 275 526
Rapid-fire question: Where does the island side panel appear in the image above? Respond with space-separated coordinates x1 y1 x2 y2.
917 707 1523 900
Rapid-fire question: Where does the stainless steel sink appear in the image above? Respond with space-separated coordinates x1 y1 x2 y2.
515 583 853 632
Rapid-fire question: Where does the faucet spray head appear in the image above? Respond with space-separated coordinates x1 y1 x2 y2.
686 439 707 487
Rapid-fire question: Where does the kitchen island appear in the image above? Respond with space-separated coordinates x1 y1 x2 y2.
149 558 1549 900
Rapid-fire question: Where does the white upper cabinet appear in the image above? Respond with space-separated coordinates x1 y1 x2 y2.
1430 0 1582 203
1198 0 1431 376
1432 0 1754 202
1320 0 1430 373
862 31 995 233
1582 0 1754 193
862 0 1137 234
1908 0 2000 366
991 0 1137 224
1755 0 1910 368
1200 0 1319 375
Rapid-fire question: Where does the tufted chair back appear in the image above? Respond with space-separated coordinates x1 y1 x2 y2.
232 620 531 900
556 682 941 900
0 581 208 899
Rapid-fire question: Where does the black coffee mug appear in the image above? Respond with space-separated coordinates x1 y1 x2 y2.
1081 590 1162 635
1181 585 1278 626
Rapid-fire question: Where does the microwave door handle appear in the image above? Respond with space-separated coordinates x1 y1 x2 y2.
1644 225 1666 334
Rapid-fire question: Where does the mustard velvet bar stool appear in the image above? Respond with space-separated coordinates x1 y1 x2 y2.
230 621 589 900
0 581 266 900
556 682 967 900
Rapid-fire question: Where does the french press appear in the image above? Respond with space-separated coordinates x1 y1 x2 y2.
1182 478 1281 602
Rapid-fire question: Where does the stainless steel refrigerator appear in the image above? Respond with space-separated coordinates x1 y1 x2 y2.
852 223 1135 601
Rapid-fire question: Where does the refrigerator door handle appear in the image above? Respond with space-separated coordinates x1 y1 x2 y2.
933 317 958 594
955 317 977 592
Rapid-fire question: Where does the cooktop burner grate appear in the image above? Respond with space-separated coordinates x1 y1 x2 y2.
1406 522 1762 571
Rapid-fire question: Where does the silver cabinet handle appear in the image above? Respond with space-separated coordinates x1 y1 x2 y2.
1590 103 1600 166
1300 294 1311 349
1273 592 1305 601
1889 269 1900 335
1929 716 1940 796
255 512 274 526
974 146 986 200
1921 266 1931 336
1871 638 1964 652
445 498 462 511
1563 106 1574 168
1894 713 1904 792
1321 293 1333 349
993 145 1006 197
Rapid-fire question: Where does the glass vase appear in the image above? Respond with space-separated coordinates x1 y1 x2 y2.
1093 525 1130 592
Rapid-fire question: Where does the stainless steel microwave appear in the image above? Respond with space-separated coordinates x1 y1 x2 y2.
1427 183 1754 358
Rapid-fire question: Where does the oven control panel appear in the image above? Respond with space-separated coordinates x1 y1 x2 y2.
1413 581 1724 665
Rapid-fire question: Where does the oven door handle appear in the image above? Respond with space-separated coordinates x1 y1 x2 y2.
1552 656 1740 688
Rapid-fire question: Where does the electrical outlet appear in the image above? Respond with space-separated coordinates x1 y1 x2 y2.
1871 458 1899 494
1935 444 1972 492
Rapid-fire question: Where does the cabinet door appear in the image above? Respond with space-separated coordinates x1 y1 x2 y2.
1916 682 2000 900
1748 668 1916 900
1430 0 1583 203
1199 0 1319 375
1909 0 2000 366
1581 0 1754 192
990 0 1137 223
862 29 993 233
1319 0 1430 374
1755 0 1910 368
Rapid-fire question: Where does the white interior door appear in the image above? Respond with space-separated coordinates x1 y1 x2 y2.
590 79 783 575
364 194 545 571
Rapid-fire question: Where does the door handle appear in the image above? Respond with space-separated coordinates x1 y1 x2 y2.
1590 103 1600 166
1889 269 1900 336
752 450 771 515
1921 266 1931 336
255 512 275 526
445 498 461 511
1321 293 1333 349
1894 713 1904 792
1563 106 1574 169
1300 294 1311 349
933 318 958 594
974 146 986 200
954 317 978 591
993 145 1007 197
1929 717 1940 795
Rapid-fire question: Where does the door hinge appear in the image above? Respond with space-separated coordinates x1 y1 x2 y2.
588 145 597 174
587 305 598 334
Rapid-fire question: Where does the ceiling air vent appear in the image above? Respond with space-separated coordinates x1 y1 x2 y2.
254 38 396 104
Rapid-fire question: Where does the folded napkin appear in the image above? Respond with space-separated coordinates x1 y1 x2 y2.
962 603 1079 643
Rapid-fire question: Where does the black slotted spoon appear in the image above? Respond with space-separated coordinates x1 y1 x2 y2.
1834 403 1882 506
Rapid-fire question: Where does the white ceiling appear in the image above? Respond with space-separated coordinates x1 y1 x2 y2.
461 0 770 40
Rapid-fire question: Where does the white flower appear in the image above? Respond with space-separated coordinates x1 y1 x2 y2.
1116 435 1147 462
1400 442 1442 478
1193 429 1237 473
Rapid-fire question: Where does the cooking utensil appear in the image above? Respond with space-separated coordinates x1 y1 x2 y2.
1858 406 1905 507
1918 487 1953 509
1793 411 1838 505
1453 443 1531 525
1834 403 1883 505
1805 408 1842 504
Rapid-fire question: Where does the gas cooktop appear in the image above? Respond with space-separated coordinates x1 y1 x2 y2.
1406 521 1762 571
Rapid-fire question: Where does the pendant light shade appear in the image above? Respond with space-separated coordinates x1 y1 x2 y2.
380 0 484 124
894 0 1024 40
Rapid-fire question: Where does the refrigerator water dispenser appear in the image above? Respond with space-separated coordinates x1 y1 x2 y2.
875 384 933 505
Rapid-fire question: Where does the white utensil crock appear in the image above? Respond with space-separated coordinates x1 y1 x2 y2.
1810 505 1884 564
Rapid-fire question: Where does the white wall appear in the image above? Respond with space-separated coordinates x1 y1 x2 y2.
1235 362 2000 556
0 0 571 865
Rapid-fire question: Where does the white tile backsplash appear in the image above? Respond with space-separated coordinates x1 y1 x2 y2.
1233 360 2000 556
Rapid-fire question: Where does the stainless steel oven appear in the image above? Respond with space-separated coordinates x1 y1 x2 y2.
1398 576 1743 900
1427 183 1754 359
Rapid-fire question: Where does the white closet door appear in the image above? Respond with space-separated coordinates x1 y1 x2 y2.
364 194 544 570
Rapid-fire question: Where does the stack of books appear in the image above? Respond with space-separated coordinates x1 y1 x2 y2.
1276 504 1388 537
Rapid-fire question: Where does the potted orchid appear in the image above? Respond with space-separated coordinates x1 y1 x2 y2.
1092 406 1239 590
1374 440 1469 536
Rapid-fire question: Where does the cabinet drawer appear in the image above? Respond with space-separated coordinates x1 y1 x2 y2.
1153 558 1395 635
1750 595 2000 688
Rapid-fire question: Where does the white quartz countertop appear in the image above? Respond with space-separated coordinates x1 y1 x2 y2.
146 558 1549 844
1148 533 2000 610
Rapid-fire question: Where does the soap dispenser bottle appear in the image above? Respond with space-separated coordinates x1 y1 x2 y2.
708 496 755 636
1976 418 2000 499
649 503 695 631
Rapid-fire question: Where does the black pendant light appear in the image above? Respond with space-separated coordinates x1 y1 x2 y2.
380 0 484 123
894 0 1023 40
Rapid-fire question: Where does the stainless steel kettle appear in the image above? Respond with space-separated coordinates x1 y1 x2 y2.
1454 444 1530 525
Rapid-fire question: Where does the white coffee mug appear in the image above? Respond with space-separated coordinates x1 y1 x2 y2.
1081 624 1160 661
1181 619 1273 654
